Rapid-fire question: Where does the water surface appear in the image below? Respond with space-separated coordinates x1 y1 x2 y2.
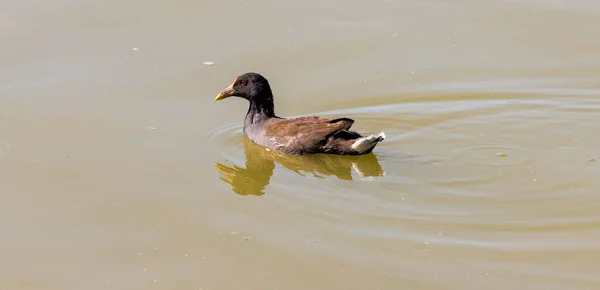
1 0 600 289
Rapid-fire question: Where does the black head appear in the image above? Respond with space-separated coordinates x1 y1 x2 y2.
215 72 273 103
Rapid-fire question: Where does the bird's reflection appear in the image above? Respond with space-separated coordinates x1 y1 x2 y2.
216 137 385 196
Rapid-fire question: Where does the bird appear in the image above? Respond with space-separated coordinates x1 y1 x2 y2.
215 72 385 155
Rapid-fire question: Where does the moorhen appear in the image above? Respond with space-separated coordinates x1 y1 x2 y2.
215 72 385 155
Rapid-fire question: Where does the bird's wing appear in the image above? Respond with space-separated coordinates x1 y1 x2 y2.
264 116 354 153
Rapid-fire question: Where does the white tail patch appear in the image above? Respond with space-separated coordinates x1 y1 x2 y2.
351 132 386 153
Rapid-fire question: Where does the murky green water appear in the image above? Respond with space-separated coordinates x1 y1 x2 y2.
1 0 600 289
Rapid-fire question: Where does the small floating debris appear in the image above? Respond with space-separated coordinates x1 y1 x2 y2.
132 47 139 51
147 126 157 130
243 236 252 241
589 158 596 162
203 61 215 66
496 152 507 157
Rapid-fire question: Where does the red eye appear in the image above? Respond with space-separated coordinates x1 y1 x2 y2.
241 80 247 86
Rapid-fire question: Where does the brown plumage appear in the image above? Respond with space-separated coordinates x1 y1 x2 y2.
215 72 385 155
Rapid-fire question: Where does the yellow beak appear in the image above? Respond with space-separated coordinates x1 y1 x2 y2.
215 79 236 100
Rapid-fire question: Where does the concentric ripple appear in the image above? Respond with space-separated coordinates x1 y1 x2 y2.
207 122 245 164
207 85 600 255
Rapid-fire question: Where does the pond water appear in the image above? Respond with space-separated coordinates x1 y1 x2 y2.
1 0 599 289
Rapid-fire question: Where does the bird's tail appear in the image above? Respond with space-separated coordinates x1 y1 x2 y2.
351 132 386 154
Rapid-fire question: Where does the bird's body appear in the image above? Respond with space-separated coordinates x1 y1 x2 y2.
215 72 385 155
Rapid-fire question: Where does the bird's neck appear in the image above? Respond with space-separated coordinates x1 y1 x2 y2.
245 98 276 127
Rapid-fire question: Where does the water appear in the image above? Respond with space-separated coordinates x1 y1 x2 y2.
1 0 600 289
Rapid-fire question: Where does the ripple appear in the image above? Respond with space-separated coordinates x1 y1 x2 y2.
207 122 245 163
207 87 600 258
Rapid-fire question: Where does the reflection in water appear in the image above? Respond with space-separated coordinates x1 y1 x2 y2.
216 138 385 196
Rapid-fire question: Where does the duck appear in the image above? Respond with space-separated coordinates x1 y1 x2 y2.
215 72 385 155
